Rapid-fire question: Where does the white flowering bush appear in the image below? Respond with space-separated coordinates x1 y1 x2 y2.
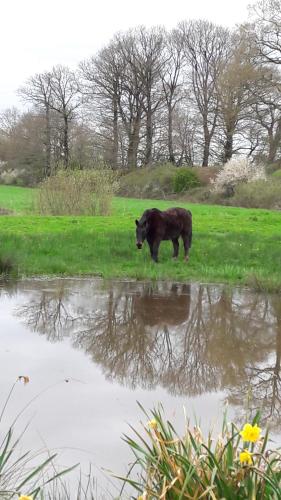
212 158 267 196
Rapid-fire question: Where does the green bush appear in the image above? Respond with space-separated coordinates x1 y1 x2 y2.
173 168 201 193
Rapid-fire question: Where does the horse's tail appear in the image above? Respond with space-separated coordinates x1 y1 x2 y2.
189 226 192 248
187 210 192 248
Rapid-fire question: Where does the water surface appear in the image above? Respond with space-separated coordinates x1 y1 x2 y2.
1 278 281 496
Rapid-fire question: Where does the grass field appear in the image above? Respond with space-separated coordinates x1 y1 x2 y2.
0 186 281 290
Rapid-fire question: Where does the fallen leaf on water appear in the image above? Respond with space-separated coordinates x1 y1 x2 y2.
18 376 30 385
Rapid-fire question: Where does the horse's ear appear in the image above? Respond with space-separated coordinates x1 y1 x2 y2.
135 219 139 226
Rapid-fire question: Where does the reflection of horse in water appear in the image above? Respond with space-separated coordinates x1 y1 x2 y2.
133 283 191 327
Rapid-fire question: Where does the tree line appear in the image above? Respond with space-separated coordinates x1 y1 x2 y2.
1 0 281 184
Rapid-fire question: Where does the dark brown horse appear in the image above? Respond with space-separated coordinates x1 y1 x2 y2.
135 207 192 263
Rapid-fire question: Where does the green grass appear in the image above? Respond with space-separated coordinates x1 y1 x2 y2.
0 185 35 213
0 186 281 290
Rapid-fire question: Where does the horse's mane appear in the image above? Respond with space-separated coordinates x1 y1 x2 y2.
140 208 162 223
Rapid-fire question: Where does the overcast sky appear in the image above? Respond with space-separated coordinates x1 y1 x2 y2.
1 0 252 111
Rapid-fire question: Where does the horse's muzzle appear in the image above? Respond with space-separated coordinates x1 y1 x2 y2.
136 242 142 249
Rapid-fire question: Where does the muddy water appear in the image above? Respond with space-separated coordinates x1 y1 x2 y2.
1 278 281 496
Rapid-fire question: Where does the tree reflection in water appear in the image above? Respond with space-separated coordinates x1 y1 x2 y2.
15 279 281 425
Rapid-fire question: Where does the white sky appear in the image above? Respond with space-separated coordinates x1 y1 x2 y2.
1 0 251 111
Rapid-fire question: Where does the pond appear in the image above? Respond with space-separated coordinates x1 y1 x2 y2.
1 278 281 497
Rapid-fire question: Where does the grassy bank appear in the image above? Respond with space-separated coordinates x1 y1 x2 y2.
0 186 281 290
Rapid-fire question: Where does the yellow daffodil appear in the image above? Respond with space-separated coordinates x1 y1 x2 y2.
137 491 147 500
240 423 261 443
18 496 33 500
240 449 253 465
147 419 158 430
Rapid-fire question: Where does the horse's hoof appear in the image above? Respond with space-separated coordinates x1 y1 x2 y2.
173 257 178 261
184 256 189 262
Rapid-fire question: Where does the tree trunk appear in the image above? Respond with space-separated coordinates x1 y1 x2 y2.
144 99 153 165
223 129 234 164
112 96 119 169
168 104 175 164
63 113 69 168
268 133 277 163
267 124 281 163
44 105 51 178
202 120 210 167
202 136 210 166
127 117 141 168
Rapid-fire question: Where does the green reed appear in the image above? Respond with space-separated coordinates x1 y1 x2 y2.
119 405 281 500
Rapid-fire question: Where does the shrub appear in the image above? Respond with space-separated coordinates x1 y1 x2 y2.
231 178 281 209
172 168 201 193
37 168 119 215
118 164 176 198
118 164 207 199
120 406 281 499
212 158 266 196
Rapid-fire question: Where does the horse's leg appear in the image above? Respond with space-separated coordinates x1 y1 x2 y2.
182 233 190 262
172 238 179 259
151 239 160 263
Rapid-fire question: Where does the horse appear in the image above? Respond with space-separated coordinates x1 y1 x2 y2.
135 207 192 263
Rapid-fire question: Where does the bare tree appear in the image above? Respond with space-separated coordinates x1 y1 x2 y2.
251 0 281 64
11 15 281 173
112 31 147 169
252 76 281 161
180 20 230 166
0 109 47 184
48 65 81 168
80 41 125 168
217 31 262 162
161 29 185 163
0 107 21 137
18 73 53 177
135 27 166 165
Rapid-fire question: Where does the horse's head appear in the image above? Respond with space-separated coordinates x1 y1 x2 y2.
135 219 147 249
